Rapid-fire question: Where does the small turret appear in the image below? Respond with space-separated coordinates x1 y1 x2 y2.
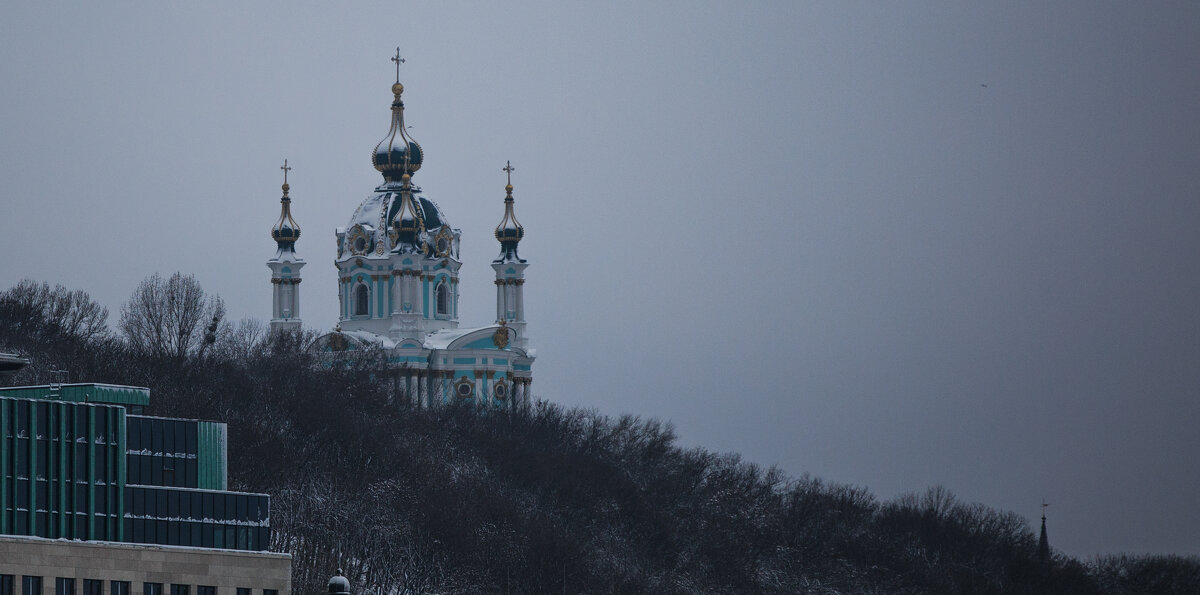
494 160 525 264
390 173 423 252
267 159 305 333
270 160 301 252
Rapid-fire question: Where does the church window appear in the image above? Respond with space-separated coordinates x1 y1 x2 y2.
353 284 369 316
455 378 473 399
436 280 450 316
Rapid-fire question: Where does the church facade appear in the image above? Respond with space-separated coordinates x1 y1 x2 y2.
266 69 535 411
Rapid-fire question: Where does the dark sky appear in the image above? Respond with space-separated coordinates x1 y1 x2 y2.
2 2 1198 557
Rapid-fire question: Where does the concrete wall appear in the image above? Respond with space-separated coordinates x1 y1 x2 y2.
0 536 291 595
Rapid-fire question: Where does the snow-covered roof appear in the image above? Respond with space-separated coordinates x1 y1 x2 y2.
422 327 488 350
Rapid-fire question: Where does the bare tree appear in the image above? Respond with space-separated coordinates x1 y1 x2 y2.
119 272 224 359
0 279 109 342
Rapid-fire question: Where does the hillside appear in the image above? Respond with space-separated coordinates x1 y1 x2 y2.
2 281 1198 594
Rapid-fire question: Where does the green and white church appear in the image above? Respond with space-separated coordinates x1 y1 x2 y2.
266 66 535 411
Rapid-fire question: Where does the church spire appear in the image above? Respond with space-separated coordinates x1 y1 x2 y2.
372 48 423 182
268 159 305 333
1037 499 1050 562
494 161 525 263
270 159 301 251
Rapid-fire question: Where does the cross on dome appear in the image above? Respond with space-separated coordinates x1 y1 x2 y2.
391 48 405 84
503 160 515 186
280 159 291 184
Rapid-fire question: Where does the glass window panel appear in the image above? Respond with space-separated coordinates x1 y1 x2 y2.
162 423 174 456
1 575 14 595
197 587 215 595
16 401 29 434
112 582 131 595
143 584 162 595
169 585 188 595
82 580 102 595
16 441 28 476
127 419 140 450
156 490 167 517
185 424 197 455
35 404 48 439
190 492 202 521
23 577 42 595
167 519 179 546
55 578 74 595
94 413 106 444
167 491 179 518
140 455 151 485
74 449 86 482
236 589 250 595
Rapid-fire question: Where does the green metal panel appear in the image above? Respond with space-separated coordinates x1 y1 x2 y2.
0 398 7 533
116 410 126 541
87 405 95 540
0 384 149 406
196 421 227 490
27 400 36 535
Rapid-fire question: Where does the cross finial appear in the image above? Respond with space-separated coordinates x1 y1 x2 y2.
280 159 292 184
1041 498 1050 519
391 47 405 83
503 160 515 185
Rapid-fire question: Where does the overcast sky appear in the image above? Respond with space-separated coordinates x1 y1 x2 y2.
2 2 1199 558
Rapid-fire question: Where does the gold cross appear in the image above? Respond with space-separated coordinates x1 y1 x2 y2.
391 47 405 83
280 159 292 184
503 160 515 185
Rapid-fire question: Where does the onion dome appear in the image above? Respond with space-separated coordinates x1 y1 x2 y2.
327 569 350 595
371 81 423 182
271 160 300 249
390 173 423 251
494 161 525 263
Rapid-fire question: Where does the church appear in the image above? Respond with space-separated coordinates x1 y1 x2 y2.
265 58 535 411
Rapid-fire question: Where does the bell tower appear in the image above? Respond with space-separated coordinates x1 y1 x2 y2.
491 161 529 348
268 160 305 333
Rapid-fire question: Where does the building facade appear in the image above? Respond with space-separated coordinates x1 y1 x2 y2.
0 377 289 595
275 68 536 411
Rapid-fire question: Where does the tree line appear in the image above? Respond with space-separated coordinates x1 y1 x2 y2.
1 277 1197 594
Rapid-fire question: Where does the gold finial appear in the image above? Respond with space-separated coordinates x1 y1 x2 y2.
280 159 292 195
503 160 515 194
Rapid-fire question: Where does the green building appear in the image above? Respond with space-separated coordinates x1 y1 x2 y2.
0 382 270 551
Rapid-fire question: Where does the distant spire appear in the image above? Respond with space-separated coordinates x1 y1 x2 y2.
494 160 525 263
1037 499 1050 562
271 159 300 248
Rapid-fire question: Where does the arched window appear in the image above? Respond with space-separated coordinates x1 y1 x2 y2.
436 280 450 316
354 283 369 316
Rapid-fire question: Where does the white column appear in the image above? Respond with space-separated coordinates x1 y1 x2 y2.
515 280 525 322
495 280 504 322
419 371 429 408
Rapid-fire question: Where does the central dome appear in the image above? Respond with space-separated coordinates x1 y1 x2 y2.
372 82 422 180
